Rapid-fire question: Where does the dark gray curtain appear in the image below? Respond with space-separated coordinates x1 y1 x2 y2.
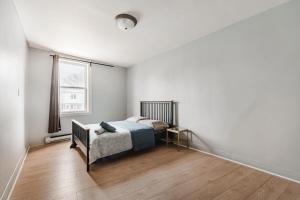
48 55 61 133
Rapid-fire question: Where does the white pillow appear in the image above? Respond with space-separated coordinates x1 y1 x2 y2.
139 119 169 130
126 116 148 122
95 127 105 135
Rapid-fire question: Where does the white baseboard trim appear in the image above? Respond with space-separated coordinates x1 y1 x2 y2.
28 143 44 148
0 146 30 200
178 144 300 184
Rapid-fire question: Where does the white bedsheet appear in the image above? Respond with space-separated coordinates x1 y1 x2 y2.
86 123 132 163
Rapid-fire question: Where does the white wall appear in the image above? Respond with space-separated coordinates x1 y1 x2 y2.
26 48 127 145
0 0 28 198
127 0 300 181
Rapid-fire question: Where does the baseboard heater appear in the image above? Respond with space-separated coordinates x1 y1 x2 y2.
45 133 72 144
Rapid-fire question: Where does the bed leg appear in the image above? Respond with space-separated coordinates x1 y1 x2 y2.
86 130 90 172
70 142 77 148
70 134 77 148
86 150 90 172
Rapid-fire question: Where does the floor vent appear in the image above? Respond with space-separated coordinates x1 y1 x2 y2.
45 133 71 144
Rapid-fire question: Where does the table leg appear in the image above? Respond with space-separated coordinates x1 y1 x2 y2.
177 132 180 146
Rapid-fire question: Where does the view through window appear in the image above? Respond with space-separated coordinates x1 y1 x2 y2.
59 59 89 114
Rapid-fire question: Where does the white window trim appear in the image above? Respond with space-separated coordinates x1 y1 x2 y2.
59 58 92 117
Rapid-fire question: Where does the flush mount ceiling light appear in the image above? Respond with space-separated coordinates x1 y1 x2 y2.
115 14 137 31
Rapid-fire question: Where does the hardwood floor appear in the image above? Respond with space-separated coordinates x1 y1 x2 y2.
11 141 300 200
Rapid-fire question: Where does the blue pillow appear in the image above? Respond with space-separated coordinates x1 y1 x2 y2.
100 121 116 132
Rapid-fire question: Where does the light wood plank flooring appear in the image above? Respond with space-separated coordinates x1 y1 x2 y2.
11 141 300 200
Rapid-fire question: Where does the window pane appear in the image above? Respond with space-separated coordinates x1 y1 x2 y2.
59 60 86 88
60 88 86 113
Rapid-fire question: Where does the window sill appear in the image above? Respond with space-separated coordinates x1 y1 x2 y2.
60 112 91 118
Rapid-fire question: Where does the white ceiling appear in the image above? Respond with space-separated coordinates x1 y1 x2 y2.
13 0 289 67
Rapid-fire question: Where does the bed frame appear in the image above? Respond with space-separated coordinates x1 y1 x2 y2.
70 100 174 171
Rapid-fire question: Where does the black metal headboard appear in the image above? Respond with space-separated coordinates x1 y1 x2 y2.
140 101 174 127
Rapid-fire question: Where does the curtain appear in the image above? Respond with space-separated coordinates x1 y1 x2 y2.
48 55 61 133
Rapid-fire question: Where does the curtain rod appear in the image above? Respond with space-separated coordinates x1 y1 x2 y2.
49 54 115 68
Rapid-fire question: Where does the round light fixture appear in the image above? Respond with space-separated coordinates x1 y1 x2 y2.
115 14 137 31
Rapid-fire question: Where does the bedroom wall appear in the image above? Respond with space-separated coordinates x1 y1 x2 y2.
127 0 300 181
0 0 29 199
26 48 127 145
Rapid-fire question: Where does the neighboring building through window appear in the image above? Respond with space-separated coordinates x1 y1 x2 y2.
59 58 89 114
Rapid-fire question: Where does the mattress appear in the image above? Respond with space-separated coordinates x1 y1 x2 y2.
109 121 155 151
86 121 155 163
86 123 132 164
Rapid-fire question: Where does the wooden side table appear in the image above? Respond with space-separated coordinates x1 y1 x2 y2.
166 127 191 148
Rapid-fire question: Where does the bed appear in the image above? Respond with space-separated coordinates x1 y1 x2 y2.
70 101 174 171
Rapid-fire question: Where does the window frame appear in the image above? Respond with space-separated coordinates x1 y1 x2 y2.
58 58 92 117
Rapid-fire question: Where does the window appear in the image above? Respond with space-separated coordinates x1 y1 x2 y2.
59 58 90 115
